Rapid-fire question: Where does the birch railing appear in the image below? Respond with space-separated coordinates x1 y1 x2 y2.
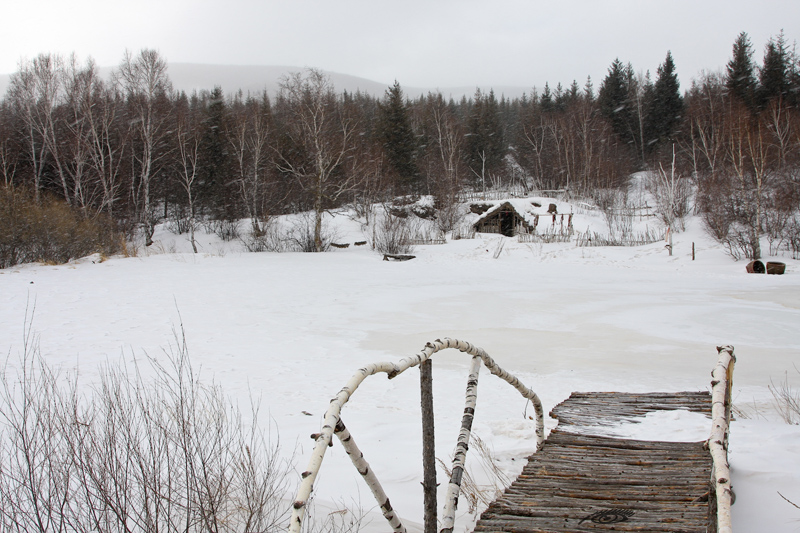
708 345 736 533
288 338 545 533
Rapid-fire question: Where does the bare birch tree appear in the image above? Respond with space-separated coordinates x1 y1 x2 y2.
174 96 202 252
7 54 65 201
0 102 19 186
226 94 274 235
426 93 463 202
116 49 173 245
83 79 127 219
276 69 357 252
61 56 106 214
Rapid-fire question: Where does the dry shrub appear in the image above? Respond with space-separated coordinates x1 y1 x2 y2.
436 433 511 517
370 210 415 255
286 212 338 252
769 368 800 425
0 186 123 268
0 320 295 533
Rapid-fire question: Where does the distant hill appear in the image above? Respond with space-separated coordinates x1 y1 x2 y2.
0 63 531 101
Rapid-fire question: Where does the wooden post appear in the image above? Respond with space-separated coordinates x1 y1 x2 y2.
692 242 695 261
668 227 673 256
420 359 437 533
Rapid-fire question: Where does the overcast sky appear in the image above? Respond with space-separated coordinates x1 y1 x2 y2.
2 0 798 91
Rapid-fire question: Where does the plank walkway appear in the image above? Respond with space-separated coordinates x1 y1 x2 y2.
474 391 713 533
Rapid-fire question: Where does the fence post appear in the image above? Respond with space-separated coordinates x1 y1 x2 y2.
420 359 437 533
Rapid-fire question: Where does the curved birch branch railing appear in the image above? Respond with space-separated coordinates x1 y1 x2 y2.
288 338 545 533
708 345 735 533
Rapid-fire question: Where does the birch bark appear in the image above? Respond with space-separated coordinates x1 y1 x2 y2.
440 355 482 533
708 345 735 533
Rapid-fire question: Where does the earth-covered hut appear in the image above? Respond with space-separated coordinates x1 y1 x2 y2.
470 198 572 237
472 199 566 237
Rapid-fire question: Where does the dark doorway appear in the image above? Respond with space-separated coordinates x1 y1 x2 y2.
500 210 515 237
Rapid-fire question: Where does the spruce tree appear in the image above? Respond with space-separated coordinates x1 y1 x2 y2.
377 81 420 194
198 86 234 218
757 31 792 107
726 32 757 110
644 51 683 150
598 59 634 143
583 76 595 101
539 83 554 112
465 89 506 189
568 80 580 103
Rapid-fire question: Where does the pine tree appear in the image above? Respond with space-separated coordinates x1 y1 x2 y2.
726 32 757 110
377 81 420 194
644 51 683 150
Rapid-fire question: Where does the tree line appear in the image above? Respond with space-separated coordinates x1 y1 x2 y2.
1 31 799 260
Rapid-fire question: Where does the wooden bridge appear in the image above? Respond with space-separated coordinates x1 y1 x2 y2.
474 391 715 532
289 342 735 533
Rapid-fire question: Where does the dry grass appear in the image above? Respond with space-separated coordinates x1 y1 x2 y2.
769 367 800 425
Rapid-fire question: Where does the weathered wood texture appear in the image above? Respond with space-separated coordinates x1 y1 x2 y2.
474 391 713 533
550 391 712 428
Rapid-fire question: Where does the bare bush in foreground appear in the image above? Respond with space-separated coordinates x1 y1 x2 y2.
0 325 294 533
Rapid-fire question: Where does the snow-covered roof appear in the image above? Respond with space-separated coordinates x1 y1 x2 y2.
473 197 571 228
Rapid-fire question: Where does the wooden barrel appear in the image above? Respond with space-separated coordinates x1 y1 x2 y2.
746 260 765 273
766 261 786 275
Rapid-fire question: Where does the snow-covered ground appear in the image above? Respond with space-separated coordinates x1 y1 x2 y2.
1 203 799 532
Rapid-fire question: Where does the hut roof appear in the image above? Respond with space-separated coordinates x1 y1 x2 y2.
473 198 566 228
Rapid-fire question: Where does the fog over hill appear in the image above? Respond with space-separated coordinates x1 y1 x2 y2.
0 63 532 101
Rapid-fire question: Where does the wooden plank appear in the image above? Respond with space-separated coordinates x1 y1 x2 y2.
474 392 713 533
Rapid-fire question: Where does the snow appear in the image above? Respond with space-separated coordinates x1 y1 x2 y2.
1 205 799 532
560 409 713 442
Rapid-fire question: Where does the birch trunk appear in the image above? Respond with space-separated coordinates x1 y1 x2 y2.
334 419 406 532
708 345 735 533
440 355 482 533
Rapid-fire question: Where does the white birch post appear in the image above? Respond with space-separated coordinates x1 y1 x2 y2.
333 418 406 532
440 355 482 533
288 338 545 533
708 345 735 533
